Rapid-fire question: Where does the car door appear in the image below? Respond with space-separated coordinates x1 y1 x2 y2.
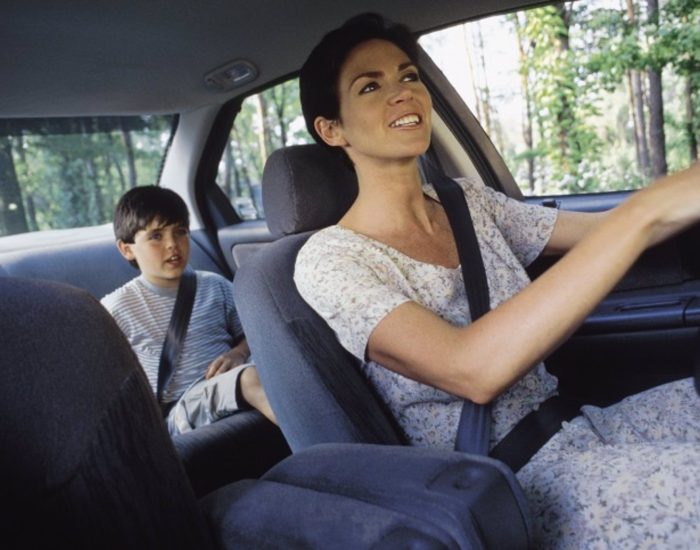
417 2 700 407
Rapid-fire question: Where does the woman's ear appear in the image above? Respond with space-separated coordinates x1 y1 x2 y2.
314 116 347 147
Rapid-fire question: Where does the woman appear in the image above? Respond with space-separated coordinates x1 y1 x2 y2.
294 13 700 547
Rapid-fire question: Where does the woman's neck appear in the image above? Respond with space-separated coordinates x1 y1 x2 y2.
340 158 438 237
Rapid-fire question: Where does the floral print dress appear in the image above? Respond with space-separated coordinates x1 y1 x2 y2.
294 177 700 548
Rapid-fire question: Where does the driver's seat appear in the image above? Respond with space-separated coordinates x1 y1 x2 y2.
233 144 533 548
234 144 403 450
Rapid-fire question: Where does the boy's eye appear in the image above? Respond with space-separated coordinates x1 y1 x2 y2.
175 227 189 237
150 232 162 241
359 81 379 95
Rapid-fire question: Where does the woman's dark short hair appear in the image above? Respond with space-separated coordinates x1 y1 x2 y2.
300 13 418 145
114 185 189 267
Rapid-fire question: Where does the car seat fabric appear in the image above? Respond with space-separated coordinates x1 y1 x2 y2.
0 276 529 550
234 231 405 451
0 277 214 549
201 443 531 549
261 443 531 549
235 145 444 450
172 408 291 497
262 144 358 239
234 144 533 547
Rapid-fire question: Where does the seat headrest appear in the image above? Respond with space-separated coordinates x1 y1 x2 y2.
262 144 358 238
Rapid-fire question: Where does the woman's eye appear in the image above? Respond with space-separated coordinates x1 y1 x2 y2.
402 71 419 82
359 81 378 95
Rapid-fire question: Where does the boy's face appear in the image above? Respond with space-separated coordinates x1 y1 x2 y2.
117 218 190 288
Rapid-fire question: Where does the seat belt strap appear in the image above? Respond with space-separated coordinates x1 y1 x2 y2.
489 395 580 472
694 327 700 397
424 159 492 456
157 268 197 407
424 159 585 470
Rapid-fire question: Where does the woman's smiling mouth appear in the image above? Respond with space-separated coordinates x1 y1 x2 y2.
389 114 422 128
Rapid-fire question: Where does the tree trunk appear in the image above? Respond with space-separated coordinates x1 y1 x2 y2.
474 22 494 138
269 85 289 147
255 94 272 172
513 13 536 192
685 77 698 162
85 156 104 223
0 136 29 235
120 120 138 188
555 3 572 174
625 0 651 180
222 139 233 198
462 23 483 123
106 133 127 193
646 0 667 178
231 126 245 197
25 194 38 232
15 134 38 231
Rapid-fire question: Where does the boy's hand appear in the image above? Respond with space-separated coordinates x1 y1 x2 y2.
205 348 248 379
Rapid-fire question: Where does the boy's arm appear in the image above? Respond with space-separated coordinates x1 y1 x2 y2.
204 337 251 379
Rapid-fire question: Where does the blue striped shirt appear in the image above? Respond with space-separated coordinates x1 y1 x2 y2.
101 270 244 403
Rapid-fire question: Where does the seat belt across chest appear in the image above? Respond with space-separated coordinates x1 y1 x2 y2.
425 159 583 471
424 159 493 456
157 268 197 410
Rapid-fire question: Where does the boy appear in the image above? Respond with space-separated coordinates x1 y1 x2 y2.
101 185 275 435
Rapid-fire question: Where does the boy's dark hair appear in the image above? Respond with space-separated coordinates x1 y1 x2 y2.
114 185 189 268
299 13 418 145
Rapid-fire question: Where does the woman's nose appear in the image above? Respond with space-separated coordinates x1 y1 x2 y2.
388 83 413 104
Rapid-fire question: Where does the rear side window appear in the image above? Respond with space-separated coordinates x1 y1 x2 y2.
216 78 313 220
0 115 175 237
420 0 700 196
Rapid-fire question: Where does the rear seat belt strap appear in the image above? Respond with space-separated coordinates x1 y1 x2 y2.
157 268 197 409
424 159 492 456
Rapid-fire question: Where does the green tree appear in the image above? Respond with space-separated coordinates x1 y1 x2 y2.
521 3 601 191
0 136 29 235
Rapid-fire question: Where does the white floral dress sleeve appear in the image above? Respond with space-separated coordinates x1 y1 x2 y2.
456 177 558 267
294 228 412 360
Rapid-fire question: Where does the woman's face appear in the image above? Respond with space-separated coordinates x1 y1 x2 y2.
317 38 432 166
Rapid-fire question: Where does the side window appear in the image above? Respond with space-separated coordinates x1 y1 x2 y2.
420 0 699 196
216 78 313 220
0 116 175 238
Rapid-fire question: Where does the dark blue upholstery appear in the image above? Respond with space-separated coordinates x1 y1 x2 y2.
0 228 291 498
0 277 213 548
235 144 407 451
201 443 531 549
233 144 533 547
234 231 405 450
1 276 530 548
0 226 222 299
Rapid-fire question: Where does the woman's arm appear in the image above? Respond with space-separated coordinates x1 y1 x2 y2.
368 163 700 404
542 209 607 256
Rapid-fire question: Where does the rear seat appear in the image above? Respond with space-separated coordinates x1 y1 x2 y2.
0 224 291 497
0 224 222 298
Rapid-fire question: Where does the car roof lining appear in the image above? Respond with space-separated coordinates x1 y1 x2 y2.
0 0 547 117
